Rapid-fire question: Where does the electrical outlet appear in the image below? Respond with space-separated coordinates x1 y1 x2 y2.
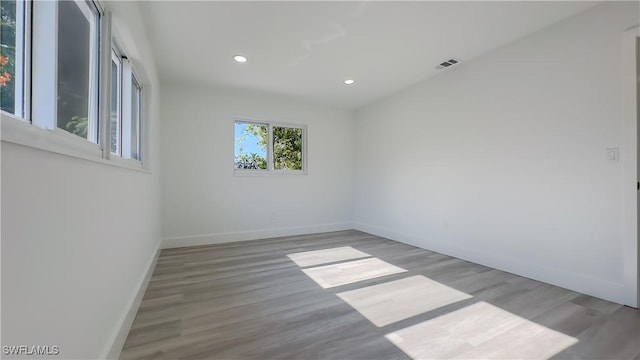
605 147 619 162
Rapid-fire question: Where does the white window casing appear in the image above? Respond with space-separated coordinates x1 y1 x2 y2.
2 0 147 172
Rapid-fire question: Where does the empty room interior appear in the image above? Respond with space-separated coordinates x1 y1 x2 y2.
2 0 640 359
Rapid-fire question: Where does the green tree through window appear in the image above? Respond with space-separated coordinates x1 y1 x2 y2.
234 121 304 171
273 126 303 170
235 122 268 169
0 0 16 113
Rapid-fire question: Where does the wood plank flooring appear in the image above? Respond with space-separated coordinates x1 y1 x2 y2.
120 230 640 360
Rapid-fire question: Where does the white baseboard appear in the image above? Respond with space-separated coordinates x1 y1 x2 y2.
162 222 354 249
101 244 162 359
353 222 630 306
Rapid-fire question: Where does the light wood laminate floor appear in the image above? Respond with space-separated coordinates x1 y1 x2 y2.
121 230 640 360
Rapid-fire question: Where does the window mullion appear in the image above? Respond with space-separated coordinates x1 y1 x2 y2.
267 123 274 171
31 0 57 130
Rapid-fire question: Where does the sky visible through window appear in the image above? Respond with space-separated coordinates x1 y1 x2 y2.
235 122 265 156
235 122 267 169
235 121 304 171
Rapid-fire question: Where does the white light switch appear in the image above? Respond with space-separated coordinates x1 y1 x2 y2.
606 147 619 162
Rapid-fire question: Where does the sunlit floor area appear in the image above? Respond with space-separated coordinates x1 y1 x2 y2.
121 230 640 360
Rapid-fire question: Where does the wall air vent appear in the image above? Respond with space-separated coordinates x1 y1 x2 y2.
436 58 460 70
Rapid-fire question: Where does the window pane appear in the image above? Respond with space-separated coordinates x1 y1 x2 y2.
273 126 303 170
57 0 97 141
234 122 267 170
1 0 22 115
130 76 141 160
110 58 120 154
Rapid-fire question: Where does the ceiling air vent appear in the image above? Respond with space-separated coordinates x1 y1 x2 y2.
436 58 460 70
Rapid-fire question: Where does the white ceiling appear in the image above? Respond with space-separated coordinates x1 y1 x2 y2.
139 1 597 110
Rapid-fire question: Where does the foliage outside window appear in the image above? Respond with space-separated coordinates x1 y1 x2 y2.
234 120 305 173
235 122 267 170
273 126 303 170
56 0 99 142
1 0 147 168
1 0 24 116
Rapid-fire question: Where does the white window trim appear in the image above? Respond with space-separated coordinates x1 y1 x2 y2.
233 117 308 176
110 47 123 156
2 112 149 172
13 0 31 118
31 0 101 141
122 59 134 158
108 24 144 165
31 0 57 131
129 71 142 161
121 58 132 158
1 0 149 173
111 53 144 164
2 111 101 158
85 0 101 143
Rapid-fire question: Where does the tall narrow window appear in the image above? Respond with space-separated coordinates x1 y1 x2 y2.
1 0 27 117
130 73 142 160
111 45 143 162
56 0 100 142
110 49 122 155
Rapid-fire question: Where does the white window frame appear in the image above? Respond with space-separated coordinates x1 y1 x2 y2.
115 53 143 163
46 0 102 143
234 118 307 176
14 0 104 159
1 0 149 172
12 0 31 119
110 46 123 156
129 72 142 161
82 0 101 143
0 0 30 118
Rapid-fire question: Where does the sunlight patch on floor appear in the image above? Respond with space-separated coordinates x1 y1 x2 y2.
337 275 472 327
301 257 407 288
385 301 578 359
286 246 371 267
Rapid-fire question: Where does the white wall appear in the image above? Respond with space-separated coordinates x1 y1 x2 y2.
1 2 161 358
354 2 639 306
160 85 355 248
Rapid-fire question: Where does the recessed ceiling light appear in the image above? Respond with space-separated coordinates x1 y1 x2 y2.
343 79 355 85
233 55 248 63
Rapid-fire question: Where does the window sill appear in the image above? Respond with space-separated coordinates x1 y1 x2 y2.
108 154 147 172
1 112 150 174
233 169 307 177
